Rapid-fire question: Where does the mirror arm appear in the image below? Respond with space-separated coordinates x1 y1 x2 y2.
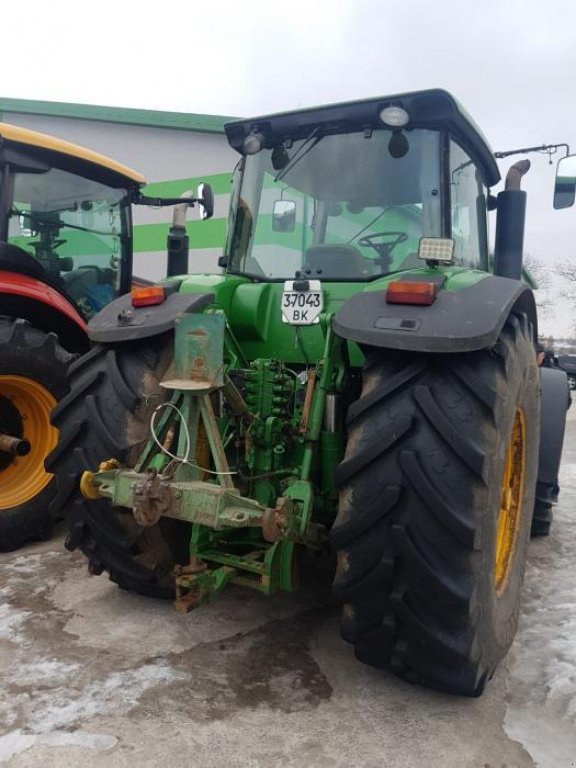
495 143 571 163
134 194 199 208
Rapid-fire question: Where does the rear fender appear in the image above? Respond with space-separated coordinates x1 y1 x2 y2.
0 271 87 353
333 274 537 353
537 367 569 486
88 291 215 343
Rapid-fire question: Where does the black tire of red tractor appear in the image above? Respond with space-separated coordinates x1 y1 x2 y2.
0 317 74 551
46 336 189 598
331 314 540 697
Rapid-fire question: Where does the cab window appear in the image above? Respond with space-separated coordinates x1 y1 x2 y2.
449 140 489 269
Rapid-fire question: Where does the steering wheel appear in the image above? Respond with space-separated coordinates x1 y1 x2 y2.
357 231 408 273
357 231 408 258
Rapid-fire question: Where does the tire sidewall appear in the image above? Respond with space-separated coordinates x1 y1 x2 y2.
0 322 70 400
47 335 184 594
479 327 539 657
0 319 72 546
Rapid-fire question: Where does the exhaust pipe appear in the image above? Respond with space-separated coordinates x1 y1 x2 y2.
166 191 193 277
493 160 531 280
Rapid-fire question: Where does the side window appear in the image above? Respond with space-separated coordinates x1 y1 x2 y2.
449 140 489 269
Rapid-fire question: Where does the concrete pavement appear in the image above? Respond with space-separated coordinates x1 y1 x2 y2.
1 414 575 767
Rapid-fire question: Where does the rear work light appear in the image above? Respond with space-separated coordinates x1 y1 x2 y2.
385 280 438 306
131 285 166 307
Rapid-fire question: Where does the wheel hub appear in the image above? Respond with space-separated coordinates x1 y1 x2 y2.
495 409 526 596
0 376 58 510
0 394 23 472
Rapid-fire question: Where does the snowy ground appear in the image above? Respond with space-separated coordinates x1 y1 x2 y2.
0 414 575 766
504 408 576 766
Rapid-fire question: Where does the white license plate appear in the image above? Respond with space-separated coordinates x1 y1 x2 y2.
281 280 323 325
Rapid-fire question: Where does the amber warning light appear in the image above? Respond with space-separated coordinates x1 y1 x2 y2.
131 285 166 308
385 281 438 306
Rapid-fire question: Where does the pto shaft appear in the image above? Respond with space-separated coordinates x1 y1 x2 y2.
0 433 31 456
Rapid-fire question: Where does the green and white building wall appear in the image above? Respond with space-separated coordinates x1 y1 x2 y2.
0 98 237 281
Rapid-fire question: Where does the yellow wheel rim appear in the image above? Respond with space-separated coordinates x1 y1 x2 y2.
0 375 58 510
495 409 526 596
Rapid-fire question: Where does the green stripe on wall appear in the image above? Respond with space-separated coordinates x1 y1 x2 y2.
134 219 227 252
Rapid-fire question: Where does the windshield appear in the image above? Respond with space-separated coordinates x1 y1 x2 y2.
226 128 441 281
6 166 130 317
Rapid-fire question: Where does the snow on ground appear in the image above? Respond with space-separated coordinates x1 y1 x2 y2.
0 550 191 764
504 419 576 766
0 731 118 764
0 603 31 643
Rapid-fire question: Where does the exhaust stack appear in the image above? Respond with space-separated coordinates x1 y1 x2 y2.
166 191 193 277
493 160 531 280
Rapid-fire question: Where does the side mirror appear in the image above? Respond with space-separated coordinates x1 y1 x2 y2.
197 183 214 220
272 200 296 232
554 155 576 209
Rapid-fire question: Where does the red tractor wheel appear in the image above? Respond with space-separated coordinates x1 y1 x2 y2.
0 318 73 550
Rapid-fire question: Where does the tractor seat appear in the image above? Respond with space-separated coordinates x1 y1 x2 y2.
0 241 46 280
302 244 371 279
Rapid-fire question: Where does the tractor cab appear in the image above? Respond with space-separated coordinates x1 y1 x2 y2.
223 90 500 283
0 122 145 320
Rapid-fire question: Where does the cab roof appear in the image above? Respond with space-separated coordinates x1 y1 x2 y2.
225 88 500 188
0 121 146 187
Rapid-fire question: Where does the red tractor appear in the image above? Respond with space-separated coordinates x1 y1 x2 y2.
0 122 213 550
0 121 215 550
0 122 148 550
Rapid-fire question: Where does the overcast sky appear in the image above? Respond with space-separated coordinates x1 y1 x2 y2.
3 0 576 335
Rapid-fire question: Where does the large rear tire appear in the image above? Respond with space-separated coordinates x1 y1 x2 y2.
331 314 539 696
46 337 188 598
531 366 570 537
0 318 73 551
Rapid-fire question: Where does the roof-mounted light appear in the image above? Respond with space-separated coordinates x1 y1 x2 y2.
243 131 265 155
379 105 409 128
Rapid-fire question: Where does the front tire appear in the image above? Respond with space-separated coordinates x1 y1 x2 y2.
331 314 539 696
46 337 187 597
0 318 73 551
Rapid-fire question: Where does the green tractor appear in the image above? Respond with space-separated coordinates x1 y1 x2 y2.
47 89 567 696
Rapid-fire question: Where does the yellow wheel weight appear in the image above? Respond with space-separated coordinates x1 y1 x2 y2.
0 375 58 510
494 409 526 596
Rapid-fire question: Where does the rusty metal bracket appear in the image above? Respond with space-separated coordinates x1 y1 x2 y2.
174 562 236 613
133 468 171 526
